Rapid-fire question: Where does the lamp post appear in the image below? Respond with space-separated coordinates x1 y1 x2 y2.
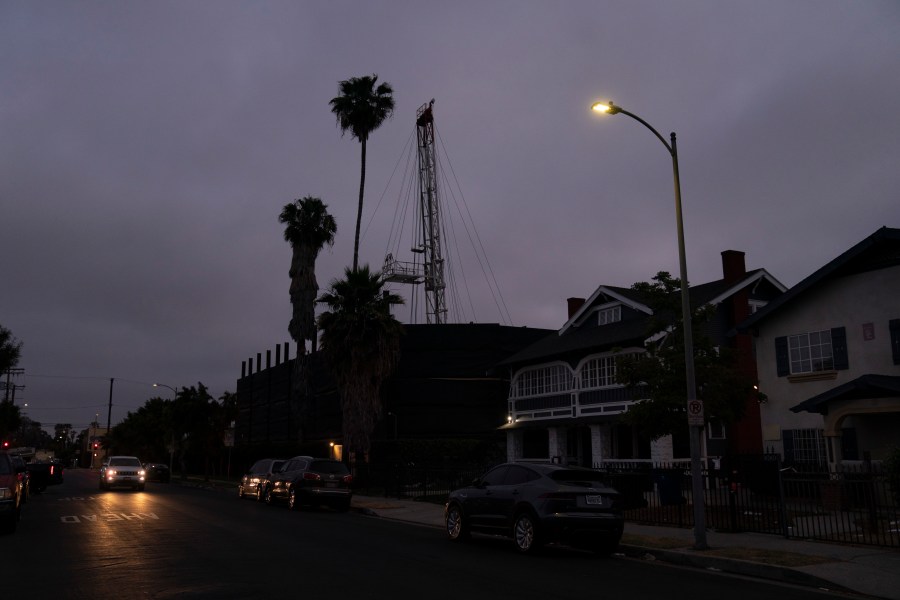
591 100 708 550
153 383 178 474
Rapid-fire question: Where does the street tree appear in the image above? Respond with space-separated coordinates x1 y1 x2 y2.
328 74 395 270
615 271 755 440
317 265 404 464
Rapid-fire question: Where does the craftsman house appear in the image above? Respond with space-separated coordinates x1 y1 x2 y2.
498 250 786 467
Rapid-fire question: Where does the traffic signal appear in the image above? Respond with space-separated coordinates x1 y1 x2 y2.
1 441 8 449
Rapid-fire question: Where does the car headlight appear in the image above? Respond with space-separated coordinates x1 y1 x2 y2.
138 470 146 477
107 469 117 477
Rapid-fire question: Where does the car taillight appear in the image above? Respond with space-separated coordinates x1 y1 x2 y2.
303 472 321 481
342 475 353 484
50 465 54 475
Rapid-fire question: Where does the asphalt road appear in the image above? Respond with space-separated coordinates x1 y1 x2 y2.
3 469 848 599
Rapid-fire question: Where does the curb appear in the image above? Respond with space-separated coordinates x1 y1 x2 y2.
617 544 850 594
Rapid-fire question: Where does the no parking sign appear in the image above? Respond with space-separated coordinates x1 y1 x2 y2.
687 399 704 426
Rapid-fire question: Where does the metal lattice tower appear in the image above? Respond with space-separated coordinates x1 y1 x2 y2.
383 99 447 324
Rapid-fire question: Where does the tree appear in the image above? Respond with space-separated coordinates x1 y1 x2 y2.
329 74 395 271
317 266 404 462
616 272 755 440
0 324 22 373
278 196 337 355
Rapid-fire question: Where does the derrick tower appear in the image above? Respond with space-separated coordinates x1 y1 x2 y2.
383 99 447 324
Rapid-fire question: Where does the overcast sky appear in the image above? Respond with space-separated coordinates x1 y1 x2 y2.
2 1 899 434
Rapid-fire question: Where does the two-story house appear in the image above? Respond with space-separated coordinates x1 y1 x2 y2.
499 250 786 467
737 227 900 471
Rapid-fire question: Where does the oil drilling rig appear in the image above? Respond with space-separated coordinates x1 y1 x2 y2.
382 99 448 324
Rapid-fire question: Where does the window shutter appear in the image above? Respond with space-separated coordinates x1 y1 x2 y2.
831 326 849 370
890 319 900 365
775 336 789 377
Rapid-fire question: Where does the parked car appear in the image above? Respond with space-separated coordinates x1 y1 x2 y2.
143 462 171 483
25 459 64 493
99 456 146 491
238 458 285 501
9 454 29 503
444 462 623 555
265 456 352 511
0 452 24 534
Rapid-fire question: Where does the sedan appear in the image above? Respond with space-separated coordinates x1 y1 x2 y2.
444 462 623 555
265 456 352 511
238 458 285 501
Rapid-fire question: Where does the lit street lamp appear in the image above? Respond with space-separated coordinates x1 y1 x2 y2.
591 100 708 550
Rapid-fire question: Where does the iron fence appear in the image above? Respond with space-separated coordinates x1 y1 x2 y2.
354 455 899 548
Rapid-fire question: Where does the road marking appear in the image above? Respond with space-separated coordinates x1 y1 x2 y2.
61 513 159 523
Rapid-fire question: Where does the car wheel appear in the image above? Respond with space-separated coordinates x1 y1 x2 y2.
513 511 541 554
288 489 298 510
445 503 470 542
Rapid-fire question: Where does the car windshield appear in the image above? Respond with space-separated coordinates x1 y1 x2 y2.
109 457 142 467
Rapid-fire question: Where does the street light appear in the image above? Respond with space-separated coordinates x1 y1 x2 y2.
153 383 178 473
592 100 708 550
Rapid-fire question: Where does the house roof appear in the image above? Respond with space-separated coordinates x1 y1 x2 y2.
790 374 900 414
498 268 783 369
738 227 900 333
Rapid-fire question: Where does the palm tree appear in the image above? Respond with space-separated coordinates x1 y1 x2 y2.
317 265 404 463
328 74 395 271
279 196 337 355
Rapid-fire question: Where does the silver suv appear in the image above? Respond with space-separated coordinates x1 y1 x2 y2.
99 456 146 491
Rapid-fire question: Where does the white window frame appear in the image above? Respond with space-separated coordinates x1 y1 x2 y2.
597 304 622 326
512 363 572 398
788 330 834 374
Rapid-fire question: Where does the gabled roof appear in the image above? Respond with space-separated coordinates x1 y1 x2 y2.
791 374 900 414
499 268 784 369
560 285 652 334
738 227 900 333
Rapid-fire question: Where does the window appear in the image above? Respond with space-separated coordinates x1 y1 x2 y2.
598 305 621 325
580 356 617 389
775 327 848 377
783 428 827 466
789 330 834 373
513 364 571 397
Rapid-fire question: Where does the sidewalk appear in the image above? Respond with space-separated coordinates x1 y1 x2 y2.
352 495 900 600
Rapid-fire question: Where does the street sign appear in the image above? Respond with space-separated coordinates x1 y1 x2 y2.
687 399 704 426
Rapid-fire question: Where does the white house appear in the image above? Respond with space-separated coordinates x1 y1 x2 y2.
738 227 900 470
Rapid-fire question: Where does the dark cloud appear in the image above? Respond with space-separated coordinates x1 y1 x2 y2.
2 1 898 431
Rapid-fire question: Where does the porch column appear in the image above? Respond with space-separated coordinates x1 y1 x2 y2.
548 427 568 464
825 433 843 473
506 430 523 462
589 424 609 468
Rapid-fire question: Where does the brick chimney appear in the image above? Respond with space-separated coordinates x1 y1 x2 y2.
721 250 746 283
567 297 586 319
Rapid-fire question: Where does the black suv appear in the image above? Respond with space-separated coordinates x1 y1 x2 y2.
445 463 623 555
265 456 352 511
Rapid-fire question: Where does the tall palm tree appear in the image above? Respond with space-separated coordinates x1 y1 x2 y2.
328 74 395 271
317 265 404 463
279 196 337 355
